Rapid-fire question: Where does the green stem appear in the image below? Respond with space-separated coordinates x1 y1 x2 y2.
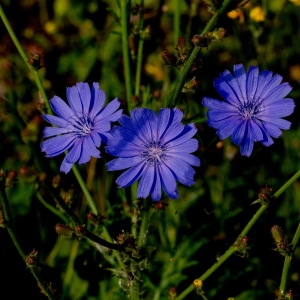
175 169 300 300
174 0 181 44
134 0 144 99
0 183 56 299
0 4 52 114
121 0 133 111
279 223 300 297
167 0 234 108
36 190 69 223
137 200 151 248
71 164 98 215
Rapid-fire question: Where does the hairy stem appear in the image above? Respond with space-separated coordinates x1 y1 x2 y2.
167 0 234 108
176 169 300 299
134 0 145 99
279 223 300 297
0 183 56 299
0 4 51 114
121 0 133 111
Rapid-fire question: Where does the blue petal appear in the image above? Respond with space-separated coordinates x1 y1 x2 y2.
261 122 282 138
66 82 88 115
94 98 122 123
246 66 259 101
203 97 236 112
131 108 156 142
89 131 102 148
260 99 295 118
170 152 200 167
214 77 240 106
161 122 184 143
164 158 195 186
230 120 248 146
233 64 247 101
60 156 74 173
65 139 82 164
263 83 292 103
41 135 75 157
169 138 198 153
116 163 145 188
109 126 144 146
50 96 74 120
137 165 155 198
93 120 112 133
215 116 244 139
157 109 171 138
106 142 141 157
150 171 162 201
258 116 291 129
166 124 197 147
43 127 71 138
254 70 273 99
89 82 105 119
249 120 264 141
81 136 100 159
42 114 69 127
106 156 142 171
159 164 178 199
258 74 283 100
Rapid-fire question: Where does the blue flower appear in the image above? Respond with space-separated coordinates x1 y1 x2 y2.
41 82 122 173
105 108 200 201
203 64 295 156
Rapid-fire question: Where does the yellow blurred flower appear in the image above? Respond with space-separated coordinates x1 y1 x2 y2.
44 21 57 35
289 65 300 82
227 9 244 23
249 6 265 22
289 0 300 5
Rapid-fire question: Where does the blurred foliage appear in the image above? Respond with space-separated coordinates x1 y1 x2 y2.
0 0 300 299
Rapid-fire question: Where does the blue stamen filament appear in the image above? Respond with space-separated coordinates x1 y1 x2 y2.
70 114 93 138
141 140 166 164
239 98 263 119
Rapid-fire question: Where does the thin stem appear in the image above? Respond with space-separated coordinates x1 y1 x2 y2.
36 190 69 223
167 0 234 108
71 164 98 215
0 183 56 299
175 169 300 300
174 0 181 44
134 0 144 98
279 223 300 297
121 0 133 111
137 200 151 248
0 4 52 114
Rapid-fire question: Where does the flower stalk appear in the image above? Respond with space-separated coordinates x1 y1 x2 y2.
0 5 51 114
0 179 56 299
121 0 133 111
167 0 234 108
279 223 300 297
175 169 300 299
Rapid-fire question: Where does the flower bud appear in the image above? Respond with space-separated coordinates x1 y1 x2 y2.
0 205 7 228
55 223 75 239
75 225 86 240
191 34 210 47
26 249 40 268
168 286 177 299
271 225 284 244
161 51 177 66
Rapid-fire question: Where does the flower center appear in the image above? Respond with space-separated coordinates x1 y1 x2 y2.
70 114 93 137
239 98 263 119
141 140 166 165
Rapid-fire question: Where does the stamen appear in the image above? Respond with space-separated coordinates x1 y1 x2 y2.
239 98 263 119
141 140 166 165
69 114 93 138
